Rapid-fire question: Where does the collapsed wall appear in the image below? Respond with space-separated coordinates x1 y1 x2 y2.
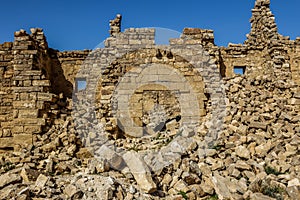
0 0 299 199
0 29 81 151
0 0 299 152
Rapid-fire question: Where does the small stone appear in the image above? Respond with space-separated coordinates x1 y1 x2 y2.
123 151 157 193
88 158 110 174
64 184 83 199
76 148 93 160
189 184 206 197
173 179 189 193
212 174 232 200
182 172 201 185
129 185 136 194
236 145 251 159
0 172 22 188
95 145 125 170
35 174 49 189
200 176 214 195
255 142 272 157
162 174 172 185
87 187 94 192
286 186 300 199
288 178 300 187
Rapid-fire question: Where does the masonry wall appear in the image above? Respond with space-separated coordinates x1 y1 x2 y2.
289 39 300 86
57 50 90 97
0 0 300 151
0 29 73 150
0 42 14 148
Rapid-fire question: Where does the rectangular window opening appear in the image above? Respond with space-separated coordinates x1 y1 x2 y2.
76 78 87 92
234 66 246 75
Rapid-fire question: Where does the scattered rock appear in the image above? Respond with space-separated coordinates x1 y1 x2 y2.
0 172 21 188
123 151 157 193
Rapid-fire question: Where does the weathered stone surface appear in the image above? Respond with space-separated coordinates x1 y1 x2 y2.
212 174 232 200
95 145 125 170
87 158 110 174
250 192 276 200
75 147 93 160
123 151 157 193
286 186 300 199
35 174 48 189
235 145 251 159
0 0 299 199
0 172 21 188
64 184 83 199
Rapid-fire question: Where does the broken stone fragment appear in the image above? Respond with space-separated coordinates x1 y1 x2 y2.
173 179 189 193
212 173 232 200
235 145 251 159
35 174 49 189
286 186 300 199
123 151 157 193
288 178 300 187
95 145 125 170
87 157 110 174
64 184 84 199
250 192 276 200
250 122 267 130
75 147 93 160
0 172 22 188
20 168 40 183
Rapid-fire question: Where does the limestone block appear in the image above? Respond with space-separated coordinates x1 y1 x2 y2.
37 93 55 101
13 86 43 93
13 101 36 109
14 118 45 126
32 80 50 86
18 109 39 118
11 125 24 134
24 125 42 133
35 174 49 189
0 172 22 189
13 134 32 150
0 137 14 149
123 151 157 193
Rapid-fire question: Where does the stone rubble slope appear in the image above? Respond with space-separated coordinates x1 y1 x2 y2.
0 68 299 200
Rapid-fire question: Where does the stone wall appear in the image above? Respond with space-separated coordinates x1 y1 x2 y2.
0 29 75 150
57 50 90 96
0 0 300 199
290 39 300 86
73 26 224 143
0 0 298 153
0 42 14 149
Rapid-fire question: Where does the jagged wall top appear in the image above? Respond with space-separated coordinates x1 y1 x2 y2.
245 0 280 47
109 14 122 37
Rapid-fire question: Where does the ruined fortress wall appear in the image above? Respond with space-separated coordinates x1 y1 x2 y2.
0 29 72 150
0 0 299 151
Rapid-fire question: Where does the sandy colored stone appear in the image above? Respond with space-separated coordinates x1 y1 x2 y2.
123 151 156 193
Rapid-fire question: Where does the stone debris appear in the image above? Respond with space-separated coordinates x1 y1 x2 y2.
212 173 232 200
0 0 299 199
0 172 21 188
123 151 157 193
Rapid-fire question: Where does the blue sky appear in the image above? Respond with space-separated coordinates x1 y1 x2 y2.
1 0 299 51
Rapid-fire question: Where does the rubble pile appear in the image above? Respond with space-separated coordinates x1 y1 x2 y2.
0 0 299 199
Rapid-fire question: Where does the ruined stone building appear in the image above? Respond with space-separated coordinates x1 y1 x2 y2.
0 0 299 198
0 0 298 150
